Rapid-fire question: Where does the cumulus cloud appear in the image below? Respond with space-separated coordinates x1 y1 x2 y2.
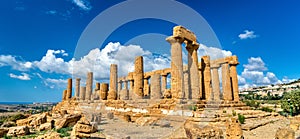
72 0 92 11
9 73 30 80
198 44 232 60
238 30 258 40
0 55 32 71
243 57 267 71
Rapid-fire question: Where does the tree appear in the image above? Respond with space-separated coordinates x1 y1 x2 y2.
281 89 300 115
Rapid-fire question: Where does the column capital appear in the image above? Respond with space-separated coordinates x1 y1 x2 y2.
211 63 220 69
166 36 184 44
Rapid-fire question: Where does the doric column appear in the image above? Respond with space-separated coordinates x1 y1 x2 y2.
230 64 239 101
66 78 72 100
143 78 150 97
151 74 161 99
133 56 144 99
229 56 239 101
75 78 80 99
211 64 220 101
100 83 108 100
118 81 122 93
80 86 86 100
108 64 118 100
85 72 93 101
62 90 67 101
161 74 168 93
222 64 232 101
201 56 212 101
186 41 200 100
166 36 184 99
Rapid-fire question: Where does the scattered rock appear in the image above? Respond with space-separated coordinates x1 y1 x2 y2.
275 127 295 139
107 112 114 120
135 117 159 126
70 116 97 138
38 123 52 131
0 128 9 138
55 114 81 129
225 117 243 139
155 119 171 127
7 126 30 137
1 121 16 128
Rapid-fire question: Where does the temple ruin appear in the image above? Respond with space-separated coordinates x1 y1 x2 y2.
61 26 240 104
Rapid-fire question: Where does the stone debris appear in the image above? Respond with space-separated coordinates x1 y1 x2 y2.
225 118 243 139
70 116 97 138
275 127 295 139
7 126 30 137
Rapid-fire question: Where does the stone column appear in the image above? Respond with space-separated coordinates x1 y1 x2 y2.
108 64 118 100
201 56 212 101
161 74 168 93
230 64 239 101
95 82 100 91
143 78 150 97
66 78 72 100
151 74 161 99
186 42 200 100
120 80 129 100
133 56 144 99
100 83 108 100
85 72 93 101
211 65 220 101
222 64 233 101
166 36 184 99
80 86 86 100
75 78 80 99
62 90 67 101
118 81 122 93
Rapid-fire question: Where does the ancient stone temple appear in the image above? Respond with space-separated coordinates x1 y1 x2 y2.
59 25 243 116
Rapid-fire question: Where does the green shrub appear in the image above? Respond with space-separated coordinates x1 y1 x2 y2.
260 107 273 112
238 114 245 124
57 127 72 137
188 105 197 111
245 100 260 109
223 110 227 113
8 114 27 122
232 110 237 116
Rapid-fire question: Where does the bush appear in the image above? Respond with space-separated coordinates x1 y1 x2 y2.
281 89 300 115
260 107 273 112
188 105 197 111
57 127 72 137
232 110 237 116
238 114 245 124
8 114 27 122
245 100 260 109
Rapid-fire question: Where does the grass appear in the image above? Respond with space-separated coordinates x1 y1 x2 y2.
238 114 245 124
56 127 72 137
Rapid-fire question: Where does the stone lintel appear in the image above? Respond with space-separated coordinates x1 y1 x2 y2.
173 26 196 42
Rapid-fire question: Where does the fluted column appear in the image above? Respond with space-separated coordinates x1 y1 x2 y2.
211 65 220 101
186 42 200 100
230 64 239 101
75 78 80 99
80 86 86 100
100 83 108 100
108 64 118 100
62 90 67 101
66 78 72 100
143 78 150 97
222 64 232 101
201 56 212 101
151 74 161 99
85 72 93 100
161 74 168 93
166 36 184 99
133 56 144 99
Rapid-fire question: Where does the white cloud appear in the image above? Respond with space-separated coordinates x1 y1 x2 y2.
72 0 92 11
45 10 57 15
198 44 232 60
0 55 32 71
9 73 30 80
243 57 267 71
238 30 258 40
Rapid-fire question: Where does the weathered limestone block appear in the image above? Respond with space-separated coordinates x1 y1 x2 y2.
99 83 108 100
67 78 72 99
75 78 80 99
0 128 9 138
222 64 233 101
70 117 97 139
7 126 29 137
225 118 243 139
38 122 52 131
173 26 196 42
211 65 220 101
151 74 161 99
201 56 212 101
108 64 117 100
166 36 184 99
85 72 93 101
36 131 61 139
275 127 295 139
55 114 81 129
80 86 86 100
134 56 144 98
29 112 48 127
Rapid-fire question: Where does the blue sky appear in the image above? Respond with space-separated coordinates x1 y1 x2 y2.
0 0 299 102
